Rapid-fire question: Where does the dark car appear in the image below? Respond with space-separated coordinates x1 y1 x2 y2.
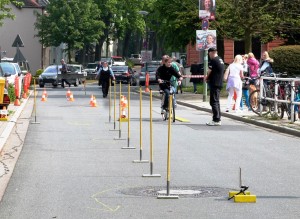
39 65 60 87
111 65 137 86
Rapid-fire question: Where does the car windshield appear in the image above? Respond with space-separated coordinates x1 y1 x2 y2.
113 57 124 62
0 63 16 75
68 65 81 72
142 67 157 72
43 66 61 74
86 63 97 68
112 66 128 71
132 55 140 58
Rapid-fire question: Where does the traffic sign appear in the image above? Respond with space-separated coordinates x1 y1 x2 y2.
12 34 24 47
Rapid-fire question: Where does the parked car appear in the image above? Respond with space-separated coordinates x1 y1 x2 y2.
38 65 60 87
68 64 87 84
84 62 98 79
111 65 137 86
39 64 84 88
100 57 113 68
129 54 142 65
141 60 161 68
0 65 11 110
111 56 126 66
0 62 22 84
139 65 159 86
1 57 30 75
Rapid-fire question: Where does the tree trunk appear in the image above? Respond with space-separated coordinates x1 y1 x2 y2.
244 28 252 53
95 37 105 61
122 31 131 57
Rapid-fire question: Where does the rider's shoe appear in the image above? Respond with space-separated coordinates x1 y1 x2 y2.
161 108 166 114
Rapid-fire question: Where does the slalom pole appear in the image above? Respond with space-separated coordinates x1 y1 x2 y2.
114 82 126 140
157 94 178 199
109 78 111 123
133 86 148 161
109 81 118 131
31 77 40 124
122 83 135 149
143 89 160 176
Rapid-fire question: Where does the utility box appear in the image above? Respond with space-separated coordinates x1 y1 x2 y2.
0 78 5 104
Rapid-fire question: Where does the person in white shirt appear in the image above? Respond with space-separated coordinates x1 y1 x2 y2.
225 55 244 113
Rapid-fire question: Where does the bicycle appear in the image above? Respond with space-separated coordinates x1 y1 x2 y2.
159 80 176 122
249 73 283 117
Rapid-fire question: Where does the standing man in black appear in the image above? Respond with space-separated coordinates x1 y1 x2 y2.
205 47 225 126
60 59 71 88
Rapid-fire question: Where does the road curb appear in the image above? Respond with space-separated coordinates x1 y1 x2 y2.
0 93 31 153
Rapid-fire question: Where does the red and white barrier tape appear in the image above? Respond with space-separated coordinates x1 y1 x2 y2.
182 75 205 78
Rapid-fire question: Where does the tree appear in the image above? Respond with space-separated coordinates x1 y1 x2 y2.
0 0 23 26
35 0 104 62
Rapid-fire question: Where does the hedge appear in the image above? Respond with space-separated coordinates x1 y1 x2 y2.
269 45 300 77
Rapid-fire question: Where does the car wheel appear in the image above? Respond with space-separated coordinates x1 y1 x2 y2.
39 84 44 88
139 81 145 86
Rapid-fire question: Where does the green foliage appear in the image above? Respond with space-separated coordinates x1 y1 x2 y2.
269 45 300 76
0 0 23 26
125 59 134 68
32 69 43 84
7 83 15 102
35 0 104 61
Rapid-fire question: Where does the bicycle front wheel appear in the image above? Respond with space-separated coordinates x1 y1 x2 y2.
249 90 270 116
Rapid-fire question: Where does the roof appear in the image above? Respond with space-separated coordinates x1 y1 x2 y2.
14 0 49 8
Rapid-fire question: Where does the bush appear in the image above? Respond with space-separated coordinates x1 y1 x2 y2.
269 45 300 76
8 83 16 103
126 60 134 68
32 69 43 84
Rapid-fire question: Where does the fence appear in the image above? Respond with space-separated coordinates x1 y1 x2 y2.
260 76 300 122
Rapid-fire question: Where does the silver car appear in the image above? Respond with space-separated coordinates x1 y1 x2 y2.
139 65 158 86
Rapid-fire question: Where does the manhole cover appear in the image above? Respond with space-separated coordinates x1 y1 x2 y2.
119 186 229 198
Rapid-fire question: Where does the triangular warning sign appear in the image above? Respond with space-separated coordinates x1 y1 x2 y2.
12 34 24 47
13 47 26 62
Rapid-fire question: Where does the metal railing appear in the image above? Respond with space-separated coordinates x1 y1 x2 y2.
259 76 300 122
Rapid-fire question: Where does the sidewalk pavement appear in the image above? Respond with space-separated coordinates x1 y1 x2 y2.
0 90 299 153
149 91 300 138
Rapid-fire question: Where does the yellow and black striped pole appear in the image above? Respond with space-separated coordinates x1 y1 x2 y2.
133 86 148 161
114 82 126 140
157 94 178 199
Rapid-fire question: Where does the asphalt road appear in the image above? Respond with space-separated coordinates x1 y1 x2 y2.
0 83 300 219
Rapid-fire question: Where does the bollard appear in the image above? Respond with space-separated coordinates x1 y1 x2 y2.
157 94 178 199
122 84 135 149
114 82 126 140
133 86 148 161
109 81 118 131
109 78 111 123
31 78 40 124
143 89 160 176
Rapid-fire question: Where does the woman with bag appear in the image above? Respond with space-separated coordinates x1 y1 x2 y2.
225 55 244 113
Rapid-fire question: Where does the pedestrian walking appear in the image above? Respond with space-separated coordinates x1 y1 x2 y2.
97 61 115 98
205 47 225 126
60 59 71 88
225 55 244 113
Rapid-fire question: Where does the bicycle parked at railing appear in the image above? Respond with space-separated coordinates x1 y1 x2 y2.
249 72 285 117
280 81 300 120
159 80 176 122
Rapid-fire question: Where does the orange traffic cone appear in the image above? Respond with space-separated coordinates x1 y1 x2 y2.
89 95 94 106
66 89 71 98
43 88 48 97
145 72 150 92
91 96 97 107
68 93 74 102
22 92 27 99
41 94 47 102
14 98 21 106
232 90 237 110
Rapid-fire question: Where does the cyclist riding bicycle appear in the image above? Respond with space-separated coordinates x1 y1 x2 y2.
156 56 183 114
